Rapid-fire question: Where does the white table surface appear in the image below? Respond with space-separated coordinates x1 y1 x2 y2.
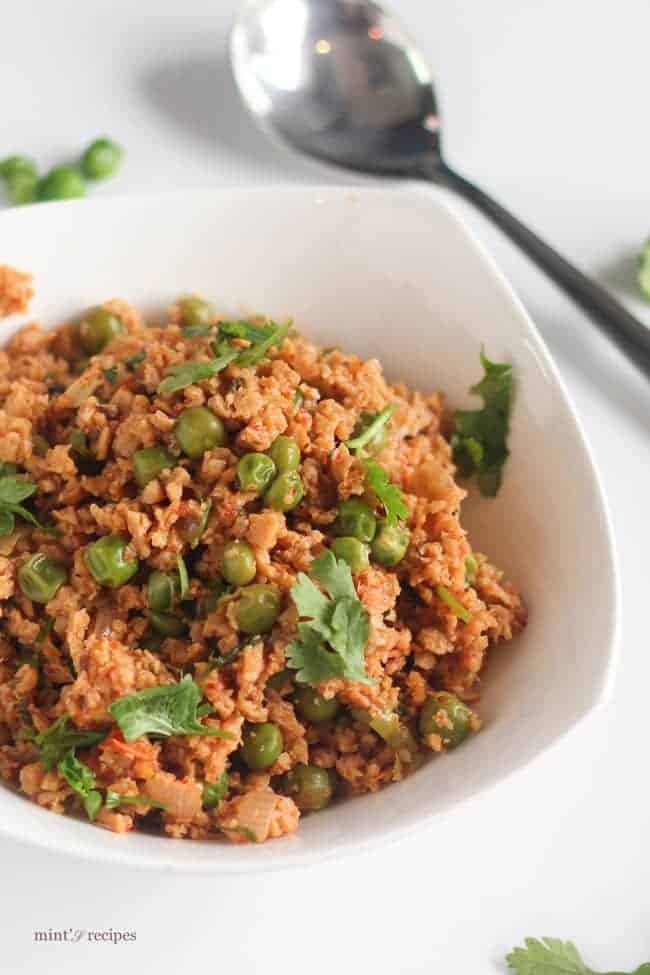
2 1 649 972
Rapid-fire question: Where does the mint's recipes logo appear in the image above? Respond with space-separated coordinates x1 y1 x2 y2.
33 929 136 944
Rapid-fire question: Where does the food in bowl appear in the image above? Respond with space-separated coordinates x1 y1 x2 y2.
0 271 526 844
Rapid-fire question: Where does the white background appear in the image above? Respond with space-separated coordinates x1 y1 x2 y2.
1 1 649 972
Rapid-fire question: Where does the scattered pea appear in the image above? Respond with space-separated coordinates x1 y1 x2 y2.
281 764 332 812
222 540 256 586
177 296 214 329
149 611 187 637
37 166 86 201
79 306 123 354
146 571 177 613
85 534 139 588
370 522 410 567
268 435 300 473
418 692 472 749
240 721 283 770
237 584 282 634
237 453 277 494
133 446 175 487
175 406 226 458
80 138 123 180
331 536 370 572
17 553 67 603
334 498 376 543
294 686 340 723
0 156 38 182
265 471 304 512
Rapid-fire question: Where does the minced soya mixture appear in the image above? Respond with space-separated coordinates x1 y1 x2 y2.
0 265 526 844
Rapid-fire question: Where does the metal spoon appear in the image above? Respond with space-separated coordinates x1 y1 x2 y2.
231 0 650 373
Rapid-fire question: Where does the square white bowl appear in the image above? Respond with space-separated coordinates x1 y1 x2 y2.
0 186 619 873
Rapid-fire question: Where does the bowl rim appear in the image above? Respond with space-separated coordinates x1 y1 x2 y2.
0 184 621 873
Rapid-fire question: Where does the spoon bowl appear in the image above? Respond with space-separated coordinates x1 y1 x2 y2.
231 0 650 374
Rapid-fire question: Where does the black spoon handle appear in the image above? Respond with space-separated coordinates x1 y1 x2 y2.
430 161 650 375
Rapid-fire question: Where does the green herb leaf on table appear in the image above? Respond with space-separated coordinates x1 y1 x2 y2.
345 404 396 453
365 460 407 525
104 789 167 811
202 772 229 810
102 366 118 384
176 553 189 599
57 750 103 821
286 550 372 686
125 349 146 371
435 584 473 624
452 350 513 497
109 674 233 740
506 936 650 975
30 715 107 771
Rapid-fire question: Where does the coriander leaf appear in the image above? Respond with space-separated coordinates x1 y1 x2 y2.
125 349 146 371
157 351 239 395
365 460 407 526
452 350 513 497
202 772 229 810
176 553 189 599
0 510 14 536
345 404 396 452
182 324 213 337
0 475 36 505
290 571 332 632
4 502 41 528
639 239 650 301
189 498 211 549
102 366 118 384
286 628 345 684
218 320 272 342
58 750 102 821
506 937 594 975
435 585 473 624
327 596 370 682
236 320 291 367
109 674 233 740
34 716 107 771
464 553 478 584
104 789 167 811
309 549 356 602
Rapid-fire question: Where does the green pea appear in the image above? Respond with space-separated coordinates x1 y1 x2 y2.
6 172 37 206
265 471 304 512
146 571 178 612
85 534 139 588
150 611 187 637
80 138 123 180
178 296 214 328
351 411 389 454
36 166 86 202
0 155 38 182
133 446 175 487
294 686 340 723
418 692 472 749
222 540 256 586
31 434 49 457
334 498 376 542
268 435 300 473
175 406 226 459
370 522 410 567
196 579 229 618
281 764 332 812
202 772 229 810
237 584 281 634
237 453 277 494
266 669 294 693
79 306 124 354
17 553 67 604
240 722 283 770
330 536 370 572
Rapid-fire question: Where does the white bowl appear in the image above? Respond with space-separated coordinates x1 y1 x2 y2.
0 186 619 873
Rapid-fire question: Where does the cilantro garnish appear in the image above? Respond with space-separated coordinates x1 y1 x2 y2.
125 349 146 371
506 936 650 975
102 365 118 384
182 324 214 337
202 772 229 810
452 350 513 497
29 715 107 771
365 460 407 526
0 475 41 536
58 750 103 821
108 675 233 741
286 550 372 685
104 789 167 811
157 319 290 395
345 404 395 453
435 584 472 624
176 553 189 599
